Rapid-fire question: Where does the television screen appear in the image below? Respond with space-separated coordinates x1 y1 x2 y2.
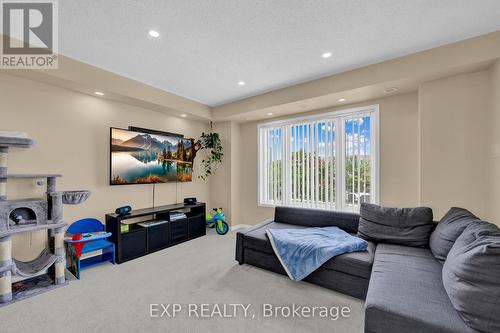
110 127 193 185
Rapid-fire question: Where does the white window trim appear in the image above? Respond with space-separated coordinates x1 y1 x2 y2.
257 104 380 211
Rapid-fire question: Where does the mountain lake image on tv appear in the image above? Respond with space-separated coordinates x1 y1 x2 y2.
110 128 193 184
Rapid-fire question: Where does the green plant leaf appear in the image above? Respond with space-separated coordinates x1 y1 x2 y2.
196 131 224 180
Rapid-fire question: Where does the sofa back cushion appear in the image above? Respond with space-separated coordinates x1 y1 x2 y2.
274 207 360 233
358 203 434 247
429 207 480 263
442 221 500 333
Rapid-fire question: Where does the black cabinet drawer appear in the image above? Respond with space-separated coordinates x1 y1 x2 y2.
170 219 188 243
121 229 147 261
188 214 206 238
148 223 169 252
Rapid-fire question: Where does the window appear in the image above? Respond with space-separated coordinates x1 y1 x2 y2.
258 105 379 212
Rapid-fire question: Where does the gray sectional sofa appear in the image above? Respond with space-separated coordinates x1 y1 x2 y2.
235 206 499 333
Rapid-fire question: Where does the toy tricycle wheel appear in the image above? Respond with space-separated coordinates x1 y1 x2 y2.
216 220 229 235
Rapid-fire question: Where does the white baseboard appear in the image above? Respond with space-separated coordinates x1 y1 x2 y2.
231 224 253 231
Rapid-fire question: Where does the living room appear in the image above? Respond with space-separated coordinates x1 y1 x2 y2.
0 1 499 333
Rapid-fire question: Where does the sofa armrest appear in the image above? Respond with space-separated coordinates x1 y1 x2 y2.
235 218 274 264
236 219 274 236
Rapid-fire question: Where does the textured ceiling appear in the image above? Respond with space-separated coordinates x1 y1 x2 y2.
59 0 500 106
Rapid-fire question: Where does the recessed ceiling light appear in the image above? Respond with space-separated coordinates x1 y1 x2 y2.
94 91 104 96
180 114 187 118
322 52 332 59
237 81 245 86
148 30 160 38
338 98 346 102
267 112 273 116
384 87 399 93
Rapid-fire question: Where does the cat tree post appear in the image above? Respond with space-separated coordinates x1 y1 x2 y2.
0 236 12 303
47 176 56 195
50 192 65 285
0 147 7 201
50 192 63 223
53 227 65 285
0 146 11 303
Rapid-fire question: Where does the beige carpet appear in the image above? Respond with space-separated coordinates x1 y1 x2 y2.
0 230 364 333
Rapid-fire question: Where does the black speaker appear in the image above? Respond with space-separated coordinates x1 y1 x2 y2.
184 197 197 205
115 205 132 216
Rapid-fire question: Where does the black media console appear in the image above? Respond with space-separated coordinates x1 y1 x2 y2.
105 203 206 264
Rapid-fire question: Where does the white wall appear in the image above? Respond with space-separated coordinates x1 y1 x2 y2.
488 60 500 224
2 63 498 264
230 121 241 225
209 122 232 223
209 121 241 225
419 71 490 220
0 73 211 260
231 69 498 226
235 92 421 226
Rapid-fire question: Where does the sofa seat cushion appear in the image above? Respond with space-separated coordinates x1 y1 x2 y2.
242 221 375 279
321 240 375 279
365 244 476 333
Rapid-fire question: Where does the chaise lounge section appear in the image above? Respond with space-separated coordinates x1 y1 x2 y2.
364 243 475 333
236 206 375 300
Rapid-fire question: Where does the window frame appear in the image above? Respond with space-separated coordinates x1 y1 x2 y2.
257 104 380 211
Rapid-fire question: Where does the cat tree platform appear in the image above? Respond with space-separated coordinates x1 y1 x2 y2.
6 174 62 179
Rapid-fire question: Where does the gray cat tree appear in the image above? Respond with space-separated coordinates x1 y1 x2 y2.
0 133 90 306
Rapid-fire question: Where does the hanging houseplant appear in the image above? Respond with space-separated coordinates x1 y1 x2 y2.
190 127 223 180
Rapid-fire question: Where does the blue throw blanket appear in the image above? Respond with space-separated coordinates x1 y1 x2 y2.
266 226 368 281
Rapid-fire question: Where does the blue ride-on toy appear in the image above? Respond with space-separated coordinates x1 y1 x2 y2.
206 208 229 235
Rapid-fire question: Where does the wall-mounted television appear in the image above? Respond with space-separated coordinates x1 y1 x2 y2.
110 127 193 185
